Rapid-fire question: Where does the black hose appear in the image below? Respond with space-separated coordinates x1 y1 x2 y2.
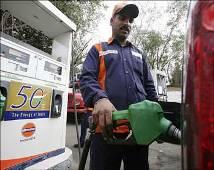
78 133 92 170
78 116 95 170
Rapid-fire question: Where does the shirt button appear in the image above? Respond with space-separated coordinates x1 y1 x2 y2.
129 86 131 89
125 71 129 74
124 58 127 61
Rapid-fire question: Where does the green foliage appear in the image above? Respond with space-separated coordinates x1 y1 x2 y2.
130 1 188 84
0 9 52 54
171 62 182 87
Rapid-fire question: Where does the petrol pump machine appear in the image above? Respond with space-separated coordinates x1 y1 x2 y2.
0 1 76 169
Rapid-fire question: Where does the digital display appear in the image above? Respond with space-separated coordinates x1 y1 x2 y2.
0 44 30 64
44 61 62 75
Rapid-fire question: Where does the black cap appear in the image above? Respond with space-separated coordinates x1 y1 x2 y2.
112 2 139 18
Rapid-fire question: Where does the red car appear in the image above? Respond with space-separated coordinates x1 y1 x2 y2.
67 88 86 114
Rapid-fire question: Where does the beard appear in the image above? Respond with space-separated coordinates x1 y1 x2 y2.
117 29 129 39
116 34 127 42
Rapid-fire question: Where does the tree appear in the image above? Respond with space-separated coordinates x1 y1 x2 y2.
0 9 52 54
171 61 182 86
130 1 188 84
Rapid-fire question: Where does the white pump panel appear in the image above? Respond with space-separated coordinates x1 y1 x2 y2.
0 1 76 169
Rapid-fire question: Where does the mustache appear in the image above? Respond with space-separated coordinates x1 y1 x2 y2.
120 25 130 32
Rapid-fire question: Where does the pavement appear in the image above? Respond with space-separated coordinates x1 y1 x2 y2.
66 123 181 170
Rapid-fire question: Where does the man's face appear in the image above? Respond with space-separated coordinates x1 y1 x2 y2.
111 13 134 41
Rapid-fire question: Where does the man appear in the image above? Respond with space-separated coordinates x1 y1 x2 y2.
80 2 158 170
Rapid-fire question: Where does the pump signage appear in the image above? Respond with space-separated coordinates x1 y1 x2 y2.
4 81 52 121
21 122 36 138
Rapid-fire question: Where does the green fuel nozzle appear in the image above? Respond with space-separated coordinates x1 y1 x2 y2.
110 100 181 145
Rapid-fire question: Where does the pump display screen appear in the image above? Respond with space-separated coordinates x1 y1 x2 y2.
44 61 62 75
0 44 30 64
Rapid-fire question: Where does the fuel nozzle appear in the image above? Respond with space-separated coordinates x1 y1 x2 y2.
166 124 181 141
109 100 181 145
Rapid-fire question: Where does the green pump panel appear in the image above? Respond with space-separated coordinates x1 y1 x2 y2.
0 91 6 120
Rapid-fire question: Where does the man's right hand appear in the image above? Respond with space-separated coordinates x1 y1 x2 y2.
92 98 116 130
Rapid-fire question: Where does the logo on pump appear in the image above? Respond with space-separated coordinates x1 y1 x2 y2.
21 123 36 137
4 81 52 121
